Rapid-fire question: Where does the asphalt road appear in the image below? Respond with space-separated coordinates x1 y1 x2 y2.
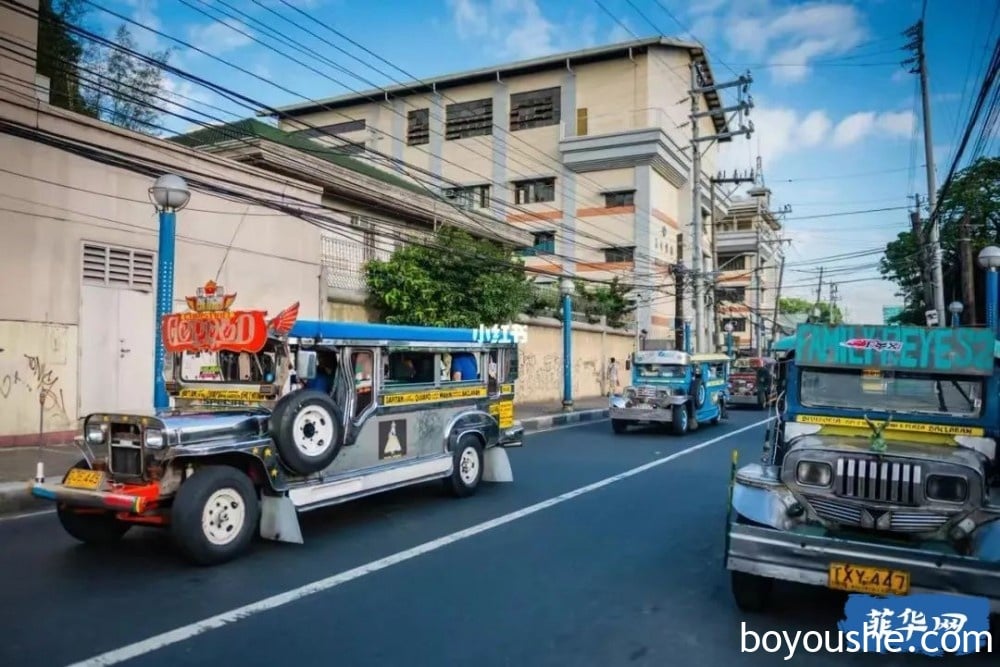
0 409 992 666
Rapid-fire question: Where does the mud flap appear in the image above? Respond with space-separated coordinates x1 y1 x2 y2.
483 447 513 483
260 494 304 544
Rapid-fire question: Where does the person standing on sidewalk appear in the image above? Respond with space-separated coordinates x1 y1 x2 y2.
608 357 621 396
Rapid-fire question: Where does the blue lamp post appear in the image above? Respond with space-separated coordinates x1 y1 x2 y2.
683 314 693 354
560 278 574 411
978 246 1000 336
948 301 963 328
724 321 734 357
149 174 191 411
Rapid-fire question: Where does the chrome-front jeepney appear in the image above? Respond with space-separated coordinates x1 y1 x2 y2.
609 350 730 435
725 323 1000 615
30 280 523 565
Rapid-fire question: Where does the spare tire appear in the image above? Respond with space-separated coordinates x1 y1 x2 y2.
690 376 706 409
270 389 344 475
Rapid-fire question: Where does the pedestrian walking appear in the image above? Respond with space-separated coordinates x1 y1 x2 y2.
608 357 621 396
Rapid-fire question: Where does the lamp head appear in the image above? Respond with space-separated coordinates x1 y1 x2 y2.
977 245 1000 270
150 174 191 211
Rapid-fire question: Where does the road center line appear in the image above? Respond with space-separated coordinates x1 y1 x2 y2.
67 416 772 667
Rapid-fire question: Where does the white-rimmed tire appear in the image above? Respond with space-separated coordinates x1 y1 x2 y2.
445 434 484 498
271 390 344 476
171 465 260 566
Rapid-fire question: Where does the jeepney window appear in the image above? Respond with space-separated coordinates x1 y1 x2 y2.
384 351 436 386
732 358 754 371
708 362 726 378
800 368 983 417
179 344 279 384
636 363 685 379
352 350 374 417
444 350 480 383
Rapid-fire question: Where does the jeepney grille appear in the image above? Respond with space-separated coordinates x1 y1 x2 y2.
802 495 951 533
108 423 143 478
635 386 657 399
836 457 921 506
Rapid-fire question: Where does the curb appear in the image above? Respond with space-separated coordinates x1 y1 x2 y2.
520 408 609 432
0 481 49 518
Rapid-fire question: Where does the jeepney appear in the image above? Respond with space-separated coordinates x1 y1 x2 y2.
609 350 730 435
725 323 1000 616
727 356 777 409
30 280 524 565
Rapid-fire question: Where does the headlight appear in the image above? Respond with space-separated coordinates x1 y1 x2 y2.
657 390 668 398
625 388 636 398
925 475 968 503
85 423 106 445
796 461 832 487
144 429 165 449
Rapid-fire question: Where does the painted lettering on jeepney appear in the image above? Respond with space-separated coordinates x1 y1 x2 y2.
161 280 300 354
795 324 993 375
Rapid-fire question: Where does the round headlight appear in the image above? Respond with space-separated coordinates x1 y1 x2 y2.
925 475 968 503
144 429 165 449
796 461 832 487
85 423 106 445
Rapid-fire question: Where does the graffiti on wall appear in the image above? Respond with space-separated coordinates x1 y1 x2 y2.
0 351 70 426
518 352 603 398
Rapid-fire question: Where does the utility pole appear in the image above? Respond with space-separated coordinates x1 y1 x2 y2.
755 226 764 355
689 62 754 352
959 212 976 325
770 252 786 351
829 283 840 324
709 169 756 351
905 19 945 324
813 267 825 323
910 194 934 312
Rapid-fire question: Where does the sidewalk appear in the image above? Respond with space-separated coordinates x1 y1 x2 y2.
0 396 610 517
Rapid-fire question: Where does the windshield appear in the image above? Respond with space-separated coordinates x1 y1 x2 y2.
732 359 756 371
180 342 282 384
799 368 983 417
636 363 686 379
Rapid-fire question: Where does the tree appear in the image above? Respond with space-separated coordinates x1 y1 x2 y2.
879 157 1000 324
364 226 533 327
35 0 95 116
779 297 843 323
81 24 171 135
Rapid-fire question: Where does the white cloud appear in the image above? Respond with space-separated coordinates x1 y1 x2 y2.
187 19 255 55
830 110 916 146
447 0 594 60
722 2 868 84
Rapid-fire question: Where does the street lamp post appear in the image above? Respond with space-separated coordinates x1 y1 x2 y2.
948 301 964 328
977 246 1000 336
684 315 693 354
149 174 191 411
724 322 734 358
560 278 574 412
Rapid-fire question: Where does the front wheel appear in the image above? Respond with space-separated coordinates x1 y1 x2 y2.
57 459 131 546
171 465 260 566
671 404 689 435
731 570 774 612
445 435 484 498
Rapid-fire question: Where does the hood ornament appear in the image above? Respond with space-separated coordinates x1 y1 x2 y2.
863 413 893 453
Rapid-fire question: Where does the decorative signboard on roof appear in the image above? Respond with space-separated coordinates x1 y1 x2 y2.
794 323 996 376
161 280 299 354
635 350 689 365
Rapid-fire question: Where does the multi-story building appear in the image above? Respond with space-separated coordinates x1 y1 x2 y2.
269 38 732 347
713 186 784 353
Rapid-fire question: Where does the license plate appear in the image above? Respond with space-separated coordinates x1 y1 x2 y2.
828 562 910 595
64 468 105 490
634 403 653 410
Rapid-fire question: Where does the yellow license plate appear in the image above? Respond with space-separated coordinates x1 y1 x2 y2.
828 562 910 595
64 468 105 490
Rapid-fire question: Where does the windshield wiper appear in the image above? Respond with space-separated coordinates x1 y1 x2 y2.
934 381 948 412
950 380 976 409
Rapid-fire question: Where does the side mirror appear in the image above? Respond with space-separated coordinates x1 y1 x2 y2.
625 359 631 370
296 350 317 380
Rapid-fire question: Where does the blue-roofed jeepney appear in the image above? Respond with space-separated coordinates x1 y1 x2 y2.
30 281 523 565
726 322 1000 616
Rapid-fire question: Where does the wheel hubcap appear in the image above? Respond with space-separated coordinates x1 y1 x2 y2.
458 446 479 485
201 488 246 546
293 406 335 456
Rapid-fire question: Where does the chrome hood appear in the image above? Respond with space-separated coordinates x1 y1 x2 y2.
156 409 270 448
786 433 989 473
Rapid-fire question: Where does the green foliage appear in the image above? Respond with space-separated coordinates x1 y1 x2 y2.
35 0 95 116
779 297 843 323
364 226 533 327
520 278 631 327
81 24 172 135
880 157 1000 323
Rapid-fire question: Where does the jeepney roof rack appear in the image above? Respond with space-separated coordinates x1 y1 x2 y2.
288 320 519 345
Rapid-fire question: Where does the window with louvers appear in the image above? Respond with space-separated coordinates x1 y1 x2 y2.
509 87 561 131
445 98 493 140
81 243 154 291
407 108 429 145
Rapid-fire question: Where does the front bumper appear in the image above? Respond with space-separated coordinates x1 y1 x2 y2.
609 406 674 422
499 423 524 447
30 482 157 514
726 521 1000 612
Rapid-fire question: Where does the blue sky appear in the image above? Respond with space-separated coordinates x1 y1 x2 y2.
86 0 997 324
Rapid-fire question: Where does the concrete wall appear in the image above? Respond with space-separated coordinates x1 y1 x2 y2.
515 317 633 403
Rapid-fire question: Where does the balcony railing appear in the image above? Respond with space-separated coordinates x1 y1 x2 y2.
321 235 392 292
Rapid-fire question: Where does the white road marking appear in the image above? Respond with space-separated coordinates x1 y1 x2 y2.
0 508 55 523
65 417 772 667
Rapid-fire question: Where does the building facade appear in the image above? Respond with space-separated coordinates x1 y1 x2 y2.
713 186 784 353
270 38 732 347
